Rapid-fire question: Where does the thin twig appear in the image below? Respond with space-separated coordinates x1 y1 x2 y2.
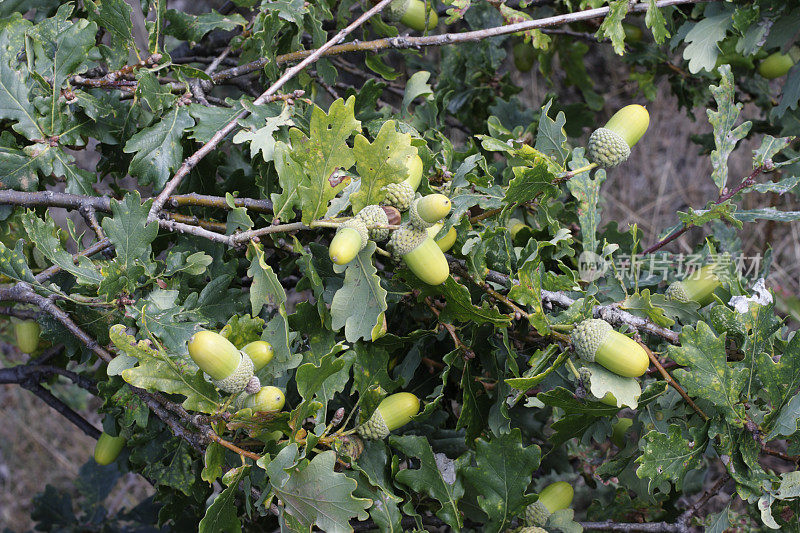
424 297 476 359
79 204 106 240
641 165 764 255
640 342 709 421
207 431 262 460
675 473 730 529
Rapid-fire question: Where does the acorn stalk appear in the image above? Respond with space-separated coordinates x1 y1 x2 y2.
357 392 420 439
188 330 261 394
525 481 574 526
570 319 649 378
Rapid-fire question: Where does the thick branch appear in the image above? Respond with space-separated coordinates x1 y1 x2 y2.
212 0 707 84
0 363 98 394
21 382 101 439
0 189 272 214
580 521 683 532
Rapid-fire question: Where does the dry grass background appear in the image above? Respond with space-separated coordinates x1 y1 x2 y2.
1 17 799 532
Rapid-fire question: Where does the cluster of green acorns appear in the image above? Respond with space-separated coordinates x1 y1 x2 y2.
328 151 455 286
570 264 725 385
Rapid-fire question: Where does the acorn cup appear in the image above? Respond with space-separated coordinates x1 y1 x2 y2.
525 481 574 526
385 0 438 31
329 218 369 265
357 392 420 440
587 104 650 167
242 386 285 412
570 319 650 378
758 47 800 79
382 182 416 212
427 223 457 252
241 340 274 371
356 204 392 241
382 153 424 211
666 264 721 307
388 224 450 285
94 432 126 465
409 194 452 230
12 318 40 354
187 330 261 395
518 528 548 533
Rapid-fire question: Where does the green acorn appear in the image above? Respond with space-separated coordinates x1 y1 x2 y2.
525 481 574 526
622 22 643 42
188 330 261 395
389 225 450 285
409 194 452 230
241 340 274 371
357 392 420 440
513 41 535 72
94 432 126 465
587 104 650 167
570 319 649 378
12 318 40 354
598 392 619 407
427 223 457 252
372 311 388 341
666 264 721 307
329 218 369 265
758 47 800 79
356 204 391 241
385 0 438 31
242 385 285 412
611 417 634 448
